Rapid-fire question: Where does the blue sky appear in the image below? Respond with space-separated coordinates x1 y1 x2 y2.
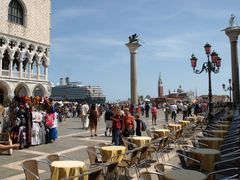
50 0 240 102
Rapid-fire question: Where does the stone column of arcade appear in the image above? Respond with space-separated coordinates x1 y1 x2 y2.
125 34 141 105
224 14 240 106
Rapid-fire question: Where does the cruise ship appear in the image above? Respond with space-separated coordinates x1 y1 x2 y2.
50 77 106 104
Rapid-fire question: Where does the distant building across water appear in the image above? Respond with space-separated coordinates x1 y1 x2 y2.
50 77 106 104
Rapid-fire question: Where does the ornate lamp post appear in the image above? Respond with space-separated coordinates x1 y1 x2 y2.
190 43 222 123
222 78 233 103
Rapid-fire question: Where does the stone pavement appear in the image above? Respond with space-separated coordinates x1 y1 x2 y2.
0 109 182 180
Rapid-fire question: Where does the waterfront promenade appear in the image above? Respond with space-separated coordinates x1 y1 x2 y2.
0 109 180 180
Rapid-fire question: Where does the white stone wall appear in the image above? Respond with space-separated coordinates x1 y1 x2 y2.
0 0 51 45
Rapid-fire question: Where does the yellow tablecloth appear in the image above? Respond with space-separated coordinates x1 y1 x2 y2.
168 124 182 131
215 124 230 130
190 148 220 172
198 137 223 150
163 169 206 180
207 130 228 138
154 129 170 137
186 116 197 123
178 120 191 127
101 145 126 162
130 136 151 147
51 160 87 180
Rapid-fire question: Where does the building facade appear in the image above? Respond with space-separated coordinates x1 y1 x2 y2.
0 0 51 104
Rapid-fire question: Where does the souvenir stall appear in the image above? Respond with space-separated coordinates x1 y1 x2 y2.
1 96 58 149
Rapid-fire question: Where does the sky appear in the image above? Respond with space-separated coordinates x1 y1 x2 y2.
49 0 240 102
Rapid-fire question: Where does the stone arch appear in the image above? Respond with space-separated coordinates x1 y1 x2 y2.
32 84 46 97
2 49 10 70
14 82 30 97
0 81 12 104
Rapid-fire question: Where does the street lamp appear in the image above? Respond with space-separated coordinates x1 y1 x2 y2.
222 78 233 103
190 43 222 123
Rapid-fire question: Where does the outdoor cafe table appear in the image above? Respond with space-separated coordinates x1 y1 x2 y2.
198 137 224 150
51 160 87 180
163 169 206 180
190 148 220 172
100 145 126 162
207 130 228 138
154 129 170 137
186 116 197 123
130 136 151 147
168 123 182 131
214 124 230 130
178 120 191 127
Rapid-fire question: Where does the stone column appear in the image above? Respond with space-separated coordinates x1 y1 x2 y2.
0 49 4 76
225 26 240 105
44 66 48 80
125 42 141 105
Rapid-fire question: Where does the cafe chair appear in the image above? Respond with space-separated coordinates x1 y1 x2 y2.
60 166 103 180
137 146 150 170
147 137 165 162
206 167 239 180
139 171 164 180
87 146 103 167
213 156 240 172
122 137 137 150
102 160 119 180
154 162 182 173
21 159 50 180
176 149 201 170
117 148 140 179
146 129 159 140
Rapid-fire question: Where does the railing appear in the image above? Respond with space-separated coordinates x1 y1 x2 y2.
1 70 47 81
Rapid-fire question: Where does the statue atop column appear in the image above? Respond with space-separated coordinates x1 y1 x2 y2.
128 33 140 43
229 14 236 27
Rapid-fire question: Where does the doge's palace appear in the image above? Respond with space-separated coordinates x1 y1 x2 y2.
0 0 51 104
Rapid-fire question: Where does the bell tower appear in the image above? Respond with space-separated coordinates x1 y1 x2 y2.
158 72 164 97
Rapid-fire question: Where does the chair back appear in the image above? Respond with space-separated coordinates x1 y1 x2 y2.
129 148 140 166
138 146 149 163
87 146 99 164
176 149 188 169
47 154 60 163
89 167 103 180
21 159 39 180
105 160 119 180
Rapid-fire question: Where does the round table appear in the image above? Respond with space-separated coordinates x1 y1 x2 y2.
51 160 87 180
168 124 182 131
190 148 220 172
163 169 206 180
100 145 126 162
186 117 197 123
130 136 151 147
207 130 228 138
198 137 223 150
154 129 170 137
178 120 191 127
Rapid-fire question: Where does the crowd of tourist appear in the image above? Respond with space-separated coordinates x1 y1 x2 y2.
0 97 211 153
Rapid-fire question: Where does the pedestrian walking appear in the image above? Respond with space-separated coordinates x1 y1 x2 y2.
112 106 121 145
80 101 89 130
151 104 158 125
122 108 135 137
88 104 99 137
135 114 142 136
104 104 114 136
